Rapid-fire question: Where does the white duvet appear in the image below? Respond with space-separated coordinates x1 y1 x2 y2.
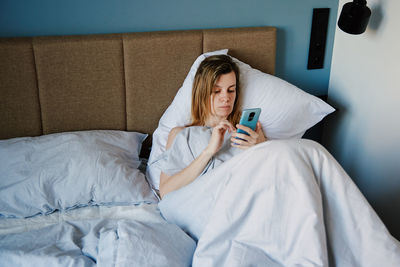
159 139 400 266
0 204 196 267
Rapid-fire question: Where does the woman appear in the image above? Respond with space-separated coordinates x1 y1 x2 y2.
156 56 400 267
159 55 266 198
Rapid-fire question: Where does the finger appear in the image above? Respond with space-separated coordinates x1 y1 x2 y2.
219 120 236 132
250 131 259 141
235 128 259 142
230 137 252 147
256 122 265 134
231 132 250 141
236 124 255 135
214 122 231 132
231 138 245 146
214 124 227 132
232 130 258 143
256 122 261 131
231 139 251 149
231 131 259 145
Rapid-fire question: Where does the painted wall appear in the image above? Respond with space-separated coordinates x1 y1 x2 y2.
0 0 338 96
323 0 400 239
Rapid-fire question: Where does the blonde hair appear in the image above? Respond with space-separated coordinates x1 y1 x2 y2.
189 55 241 126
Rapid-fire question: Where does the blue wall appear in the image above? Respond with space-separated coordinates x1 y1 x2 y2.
0 0 338 96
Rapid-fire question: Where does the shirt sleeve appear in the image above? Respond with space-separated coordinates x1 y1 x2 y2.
149 129 196 176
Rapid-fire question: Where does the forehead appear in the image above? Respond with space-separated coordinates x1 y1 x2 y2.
214 71 236 86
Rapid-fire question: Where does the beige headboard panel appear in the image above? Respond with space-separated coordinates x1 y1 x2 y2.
0 27 276 146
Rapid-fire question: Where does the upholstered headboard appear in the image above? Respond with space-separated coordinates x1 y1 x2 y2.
0 27 276 154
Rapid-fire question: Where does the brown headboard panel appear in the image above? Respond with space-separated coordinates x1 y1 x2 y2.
0 27 276 145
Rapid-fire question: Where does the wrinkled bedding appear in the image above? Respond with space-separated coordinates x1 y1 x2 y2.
0 130 197 266
0 204 195 267
159 139 400 266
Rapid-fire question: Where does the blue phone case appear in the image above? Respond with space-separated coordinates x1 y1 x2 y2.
237 108 261 136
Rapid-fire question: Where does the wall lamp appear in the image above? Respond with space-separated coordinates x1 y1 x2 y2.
338 0 372 34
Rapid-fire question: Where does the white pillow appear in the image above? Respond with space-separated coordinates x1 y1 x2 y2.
147 51 334 189
234 58 335 138
0 130 158 218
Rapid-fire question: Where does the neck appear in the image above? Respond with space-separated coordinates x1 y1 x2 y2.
205 115 226 128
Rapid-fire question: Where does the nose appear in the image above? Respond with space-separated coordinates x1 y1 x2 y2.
220 91 230 102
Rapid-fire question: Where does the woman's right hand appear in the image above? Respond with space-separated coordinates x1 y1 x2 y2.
205 120 236 156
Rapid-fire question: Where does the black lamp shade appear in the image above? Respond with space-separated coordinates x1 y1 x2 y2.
338 0 371 34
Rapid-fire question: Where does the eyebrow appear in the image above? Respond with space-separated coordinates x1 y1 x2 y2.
214 83 236 88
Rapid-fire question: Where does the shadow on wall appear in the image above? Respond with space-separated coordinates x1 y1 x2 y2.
368 0 386 33
274 27 286 78
321 94 351 168
322 97 400 240
321 93 375 192
373 187 400 240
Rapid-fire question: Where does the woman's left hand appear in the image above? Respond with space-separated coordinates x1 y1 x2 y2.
230 122 267 149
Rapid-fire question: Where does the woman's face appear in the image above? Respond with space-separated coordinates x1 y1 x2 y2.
210 71 237 120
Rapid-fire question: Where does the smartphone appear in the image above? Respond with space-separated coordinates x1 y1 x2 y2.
236 108 261 137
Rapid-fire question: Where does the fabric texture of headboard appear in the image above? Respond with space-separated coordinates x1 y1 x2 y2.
0 27 276 151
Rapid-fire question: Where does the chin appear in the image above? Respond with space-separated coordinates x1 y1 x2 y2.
212 109 233 121
218 112 231 119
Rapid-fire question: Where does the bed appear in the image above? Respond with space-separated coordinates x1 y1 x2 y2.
1 27 399 267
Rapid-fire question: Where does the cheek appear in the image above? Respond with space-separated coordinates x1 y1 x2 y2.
231 93 237 102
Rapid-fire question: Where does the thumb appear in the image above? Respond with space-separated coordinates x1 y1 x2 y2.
256 121 261 130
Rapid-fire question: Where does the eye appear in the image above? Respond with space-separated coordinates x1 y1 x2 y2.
213 90 221 94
